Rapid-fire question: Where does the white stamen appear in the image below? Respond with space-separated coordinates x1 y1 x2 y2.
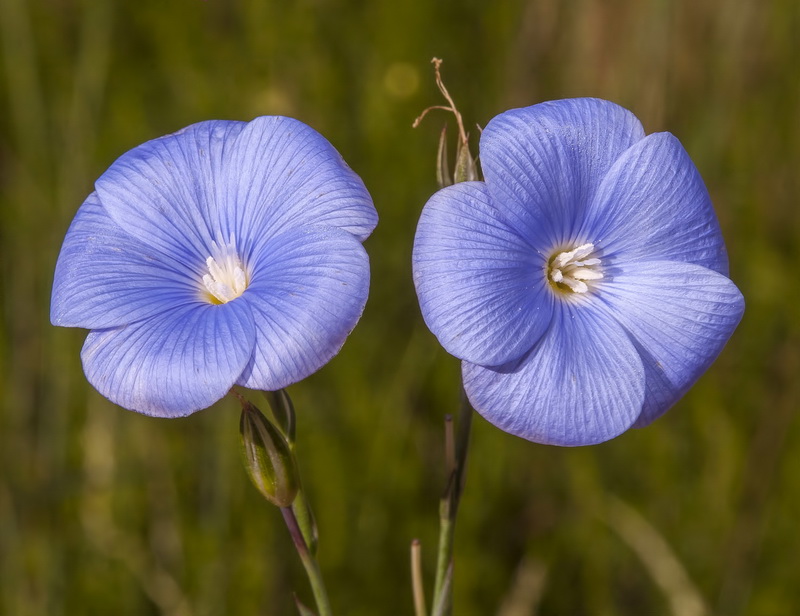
570 268 603 281
560 277 588 294
201 236 249 304
547 242 603 295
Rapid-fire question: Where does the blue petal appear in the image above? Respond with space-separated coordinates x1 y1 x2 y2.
597 260 744 427
81 301 256 417
96 120 247 263
218 116 377 253
581 132 729 274
413 182 553 366
462 302 645 446
479 98 645 249
51 193 202 329
236 226 370 390
95 118 376 272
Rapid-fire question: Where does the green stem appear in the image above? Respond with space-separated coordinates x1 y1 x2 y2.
432 516 454 608
430 387 473 616
281 506 333 616
291 487 319 556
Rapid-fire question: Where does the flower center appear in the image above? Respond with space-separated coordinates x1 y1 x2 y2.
202 238 249 304
547 243 603 295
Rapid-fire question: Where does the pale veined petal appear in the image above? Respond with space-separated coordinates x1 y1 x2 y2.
218 116 377 256
81 300 256 417
581 132 729 274
51 192 203 329
236 226 370 390
413 182 553 366
95 120 247 263
463 301 645 446
480 98 645 250
596 260 744 426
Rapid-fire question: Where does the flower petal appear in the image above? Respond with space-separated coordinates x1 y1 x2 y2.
95 117 377 268
236 226 370 390
463 302 645 446
95 120 247 262
219 116 377 253
412 182 553 366
480 98 645 249
597 260 744 426
582 132 729 274
81 301 256 417
51 193 202 329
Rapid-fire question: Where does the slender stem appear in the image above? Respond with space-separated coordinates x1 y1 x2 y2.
415 59 477 615
291 488 319 556
430 387 473 616
454 386 473 500
431 515 454 608
281 506 333 616
411 539 428 616
444 414 456 479
431 562 454 616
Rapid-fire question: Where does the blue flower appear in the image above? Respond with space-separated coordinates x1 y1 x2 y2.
413 98 744 446
52 117 377 417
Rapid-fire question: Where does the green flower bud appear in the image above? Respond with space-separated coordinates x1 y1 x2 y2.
239 400 299 508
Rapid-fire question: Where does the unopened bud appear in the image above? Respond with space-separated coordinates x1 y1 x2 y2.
239 401 299 507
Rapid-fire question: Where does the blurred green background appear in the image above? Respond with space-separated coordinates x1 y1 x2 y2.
1 0 798 614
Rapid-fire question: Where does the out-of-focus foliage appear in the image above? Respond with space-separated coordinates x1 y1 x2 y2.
0 0 797 614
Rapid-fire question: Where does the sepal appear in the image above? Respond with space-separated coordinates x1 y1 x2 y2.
436 126 452 189
453 136 478 184
263 389 297 445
